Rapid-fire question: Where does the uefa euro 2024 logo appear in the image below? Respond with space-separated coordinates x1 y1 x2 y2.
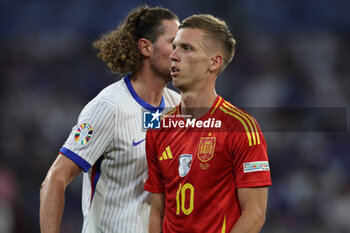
143 110 161 129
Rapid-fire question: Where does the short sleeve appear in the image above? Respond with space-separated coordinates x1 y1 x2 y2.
231 120 272 188
60 100 115 172
144 129 165 193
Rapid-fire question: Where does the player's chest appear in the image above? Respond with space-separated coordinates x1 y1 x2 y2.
157 131 232 180
112 108 146 154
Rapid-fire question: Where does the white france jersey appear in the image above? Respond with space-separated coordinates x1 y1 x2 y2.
60 75 180 233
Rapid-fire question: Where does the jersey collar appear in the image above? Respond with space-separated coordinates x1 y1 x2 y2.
124 75 165 112
177 95 223 119
209 96 223 115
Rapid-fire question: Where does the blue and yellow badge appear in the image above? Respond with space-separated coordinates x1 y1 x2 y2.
197 137 216 162
75 123 93 145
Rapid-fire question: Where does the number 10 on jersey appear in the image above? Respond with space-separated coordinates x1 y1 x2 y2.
176 183 194 215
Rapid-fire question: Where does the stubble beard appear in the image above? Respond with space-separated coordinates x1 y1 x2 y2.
150 59 172 83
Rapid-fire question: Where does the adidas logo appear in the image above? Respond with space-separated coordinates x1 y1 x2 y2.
159 146 173 161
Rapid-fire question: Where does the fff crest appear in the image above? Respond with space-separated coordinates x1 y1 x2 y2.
197 137 216 162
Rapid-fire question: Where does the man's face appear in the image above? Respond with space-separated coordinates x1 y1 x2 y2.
150 19 180 82
170 28 212 91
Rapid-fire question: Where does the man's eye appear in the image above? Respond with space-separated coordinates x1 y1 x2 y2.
184 46 191 51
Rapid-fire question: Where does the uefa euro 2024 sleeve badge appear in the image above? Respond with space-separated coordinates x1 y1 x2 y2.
75 123 93 146
178 154 193 177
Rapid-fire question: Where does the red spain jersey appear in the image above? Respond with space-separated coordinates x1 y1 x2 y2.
144 96 272 233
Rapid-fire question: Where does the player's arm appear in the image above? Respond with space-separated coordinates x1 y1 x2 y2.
40 153 82 233
230 187 268 233
149 193 165 233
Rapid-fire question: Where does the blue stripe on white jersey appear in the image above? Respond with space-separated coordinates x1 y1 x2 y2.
90 156 103 205
124 76 165 111
60 76 180 233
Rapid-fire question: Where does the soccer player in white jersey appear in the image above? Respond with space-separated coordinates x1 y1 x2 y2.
40 6 180 233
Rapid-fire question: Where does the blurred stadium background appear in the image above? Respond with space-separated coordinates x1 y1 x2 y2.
0 0 349 232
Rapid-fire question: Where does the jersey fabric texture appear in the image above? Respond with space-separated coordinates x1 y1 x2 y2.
60 75 180 233
144 96 272 233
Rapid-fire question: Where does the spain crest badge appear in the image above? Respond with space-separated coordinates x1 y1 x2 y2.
197 137 216 162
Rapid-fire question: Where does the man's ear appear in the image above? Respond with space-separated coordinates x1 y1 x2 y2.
209 54 223 72
138 38 153 57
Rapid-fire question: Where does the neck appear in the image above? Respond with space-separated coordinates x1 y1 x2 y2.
130 65 169 107
180 85 217 119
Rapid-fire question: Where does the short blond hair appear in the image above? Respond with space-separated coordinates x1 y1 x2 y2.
179 14 236 73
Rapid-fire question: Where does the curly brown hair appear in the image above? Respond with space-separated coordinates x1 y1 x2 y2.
93 5 178 74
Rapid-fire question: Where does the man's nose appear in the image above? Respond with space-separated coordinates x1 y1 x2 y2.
170 49 179 61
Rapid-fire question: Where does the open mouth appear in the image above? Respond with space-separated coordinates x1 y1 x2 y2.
171 66 180 76
171 67 179 72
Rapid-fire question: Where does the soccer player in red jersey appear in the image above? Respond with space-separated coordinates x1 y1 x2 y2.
144 14 272 233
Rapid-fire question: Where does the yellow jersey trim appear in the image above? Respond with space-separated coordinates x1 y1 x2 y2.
222 102 260 145
224 101 260 145
161 107 178 120
219 106 253 146
210 96 223 115
221 214 226 233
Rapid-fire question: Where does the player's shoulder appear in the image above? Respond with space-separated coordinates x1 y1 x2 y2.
76 79 130 120
217 98 264 147
91 78 129 107
216 97 259 129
